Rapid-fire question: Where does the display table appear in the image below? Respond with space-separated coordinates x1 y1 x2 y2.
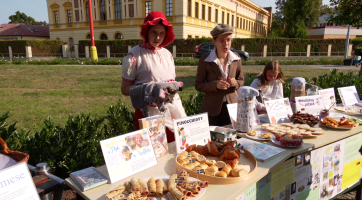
65 123 362 200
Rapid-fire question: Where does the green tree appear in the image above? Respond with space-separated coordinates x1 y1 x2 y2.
275 0 323 38
269 21 283 38
8 11 48 25
282 0 311 38
328 0 362 28
320 4 332 17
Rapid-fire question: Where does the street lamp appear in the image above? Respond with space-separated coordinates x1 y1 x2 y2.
88 0 98 62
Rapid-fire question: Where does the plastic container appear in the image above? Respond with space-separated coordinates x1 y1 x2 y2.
290 77 306 101
236 86 259 132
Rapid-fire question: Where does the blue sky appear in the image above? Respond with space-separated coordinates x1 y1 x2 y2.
0 0 332 24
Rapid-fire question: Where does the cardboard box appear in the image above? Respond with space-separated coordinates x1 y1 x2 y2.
209 126 237 143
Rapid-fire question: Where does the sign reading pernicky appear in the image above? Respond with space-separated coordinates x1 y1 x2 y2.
265 98 293 124
173 113 210 154
236 86 260 132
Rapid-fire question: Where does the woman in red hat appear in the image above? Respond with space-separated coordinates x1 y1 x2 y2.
121 11 186 143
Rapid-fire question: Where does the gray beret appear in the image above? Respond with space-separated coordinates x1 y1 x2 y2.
210 24 233 38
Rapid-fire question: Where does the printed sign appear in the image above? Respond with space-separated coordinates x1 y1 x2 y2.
319 88 337 109
0 162 40 200
100 129 157 183
264 98 293 124
173 113 210 154
337 86 361 106
295 95 325 116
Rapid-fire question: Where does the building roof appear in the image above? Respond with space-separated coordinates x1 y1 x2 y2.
0 23 49 37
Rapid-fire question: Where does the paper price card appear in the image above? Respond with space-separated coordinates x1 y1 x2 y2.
173 113 210 154
319 88 337 109
295 95 325 116
0 162 40 200
100 129 157 183
337 86 361 106
264 98 293 124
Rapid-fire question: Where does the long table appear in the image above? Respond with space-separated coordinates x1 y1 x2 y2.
65 118 362 200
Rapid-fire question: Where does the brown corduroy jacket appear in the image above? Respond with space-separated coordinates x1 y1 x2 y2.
195 52 245 116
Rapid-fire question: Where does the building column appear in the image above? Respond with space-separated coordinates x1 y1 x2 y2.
62 45 68 58
106 45 110 58
307 44 311 57
128 45 131 52
8 46 12 59
285 45 289 57
172 45 176 58
348 44 353 57
328 44 332 57
263 45 267 57
85 46 90 58
25 46 32 59
241 45 245 51
74 45 79 58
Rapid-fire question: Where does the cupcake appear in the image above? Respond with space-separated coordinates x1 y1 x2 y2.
274 132 282 141
291 135 303 146
280 135 293 146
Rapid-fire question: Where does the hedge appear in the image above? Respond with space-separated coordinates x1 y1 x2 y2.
352 38 362 50
78 38 347 55
0 38 351 55
0 40 66 54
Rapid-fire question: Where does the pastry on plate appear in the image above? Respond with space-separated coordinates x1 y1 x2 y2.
261 123 270 127
260 133 272 139
247 130 257 136
312 131 324 135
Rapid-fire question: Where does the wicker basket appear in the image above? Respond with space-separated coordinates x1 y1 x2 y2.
0 137 29 164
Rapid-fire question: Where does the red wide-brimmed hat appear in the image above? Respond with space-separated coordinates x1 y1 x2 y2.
140 11 175 49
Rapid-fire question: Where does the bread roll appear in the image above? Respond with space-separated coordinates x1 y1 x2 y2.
177 155 187 163
205 159 216 166
215 171 227 178
196 155 206 163
178 159 187 165
222 165 232 174
230 168 249 177
216 161 226 169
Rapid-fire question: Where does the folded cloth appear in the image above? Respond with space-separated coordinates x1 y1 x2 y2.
130 81 183 117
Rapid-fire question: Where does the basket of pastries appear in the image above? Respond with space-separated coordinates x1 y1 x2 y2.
105 170 207 200
175 141 257 184
0 137 29 170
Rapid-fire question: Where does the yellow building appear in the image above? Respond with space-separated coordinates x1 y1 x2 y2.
46 0 271 46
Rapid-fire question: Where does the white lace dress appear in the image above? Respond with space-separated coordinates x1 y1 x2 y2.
122 44 187 131
250 76 284 111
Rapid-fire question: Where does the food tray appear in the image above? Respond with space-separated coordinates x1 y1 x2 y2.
175 149 257 184
319 123 354 130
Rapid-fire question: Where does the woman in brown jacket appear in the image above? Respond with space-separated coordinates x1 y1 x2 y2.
195 24 244 126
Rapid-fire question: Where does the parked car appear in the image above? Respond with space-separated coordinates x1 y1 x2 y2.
195 43 250 60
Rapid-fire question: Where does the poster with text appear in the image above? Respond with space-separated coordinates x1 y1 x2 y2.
245 173 271 200
265 98 293 124
319 141 345 200
0 162 40 200
318 88 337 109
295 95 325 116
337 86 361 106
100 129 157 183
271 159 295 200
341 134 362 190
173 113 210 154
292 150 322 200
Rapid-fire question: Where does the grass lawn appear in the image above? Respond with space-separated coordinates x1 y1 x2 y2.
0 64 358 130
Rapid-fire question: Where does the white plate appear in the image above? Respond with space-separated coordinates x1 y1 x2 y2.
146 176 206 200
271 139 304 148
319 123 354 130
244 131 272 141
341 112 362 116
